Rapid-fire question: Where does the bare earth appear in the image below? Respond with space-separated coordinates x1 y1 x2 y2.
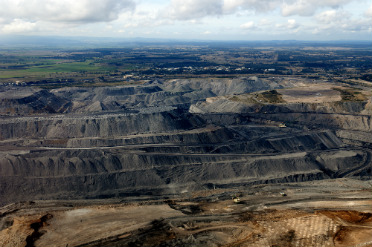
1 178 371 247
1 78 372 246
279 83 342 103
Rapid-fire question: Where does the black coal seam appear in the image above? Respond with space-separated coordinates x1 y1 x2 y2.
25 213 53 247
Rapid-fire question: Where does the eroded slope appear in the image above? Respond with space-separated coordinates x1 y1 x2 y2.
0 77 371 206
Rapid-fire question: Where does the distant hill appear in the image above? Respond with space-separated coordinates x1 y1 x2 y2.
0 35 371 49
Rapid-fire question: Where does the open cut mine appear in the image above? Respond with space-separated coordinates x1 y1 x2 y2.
1 67 371 246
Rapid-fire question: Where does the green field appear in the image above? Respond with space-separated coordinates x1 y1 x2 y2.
0 60 115 79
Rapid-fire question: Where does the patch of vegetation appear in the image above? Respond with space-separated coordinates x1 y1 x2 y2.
333 87 366 102
0 61 114 79
258 90 285 104
2 44 372 88
229 94 257 104
230 90 285 104
361 74 372 82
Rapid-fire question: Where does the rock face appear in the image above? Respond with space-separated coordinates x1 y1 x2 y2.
0 111 199 140
0 89 70 115
0 77 371 206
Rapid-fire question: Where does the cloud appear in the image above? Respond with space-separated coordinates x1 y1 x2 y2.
0 0 369 39
287 19 299 29
315 9 346 24
0 0 135 24
240 21 256 30
274 19 300 32
315 9 351 29
163 0 281 21
259 19 273 26
2 19 37 33
162 0 358 21
314 8 371 34
281 1 315 16
163 0 285 21
281 0 354 17
164 0 224 20
223 0 282 13
366 4 372 17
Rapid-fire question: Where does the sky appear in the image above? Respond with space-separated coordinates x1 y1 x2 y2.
0 0 371 41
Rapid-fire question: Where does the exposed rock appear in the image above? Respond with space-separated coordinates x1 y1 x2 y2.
0 78 371 205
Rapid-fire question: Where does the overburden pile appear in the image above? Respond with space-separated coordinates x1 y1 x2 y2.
0 77 371 205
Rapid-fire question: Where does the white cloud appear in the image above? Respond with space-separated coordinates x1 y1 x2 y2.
2 19 37 33
281 1 314 16
0 0 369 40
223 0 243 13
0 0 135 24
163 0 282 21
162 0 359 21
259 19 273 26
224 0 358 17
188 19 203 24
315 9 348 24
315 9 350 30
0 18 7 25
281 0 354 16
287 19 298 29
163 0 286 21
314 8 371 34
223 0 282 13
366 4 372 17
120 11 173 30
164 0 224 20
273 19 300 33
340 19 372 32
240 21 255 29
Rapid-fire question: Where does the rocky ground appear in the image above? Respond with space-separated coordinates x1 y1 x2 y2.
1 77 371 205
0 76 371 246
0 179 371 247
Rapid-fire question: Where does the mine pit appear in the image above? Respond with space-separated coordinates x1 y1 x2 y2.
1 74 371 246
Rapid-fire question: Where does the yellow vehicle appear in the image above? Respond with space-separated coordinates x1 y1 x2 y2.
233 196 241 203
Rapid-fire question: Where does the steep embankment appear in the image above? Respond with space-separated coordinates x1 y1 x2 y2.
1 145 360 205
0 121 368 206
190 97 372 132
0 110 202 140
0 78 371 205
0 89 70 115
